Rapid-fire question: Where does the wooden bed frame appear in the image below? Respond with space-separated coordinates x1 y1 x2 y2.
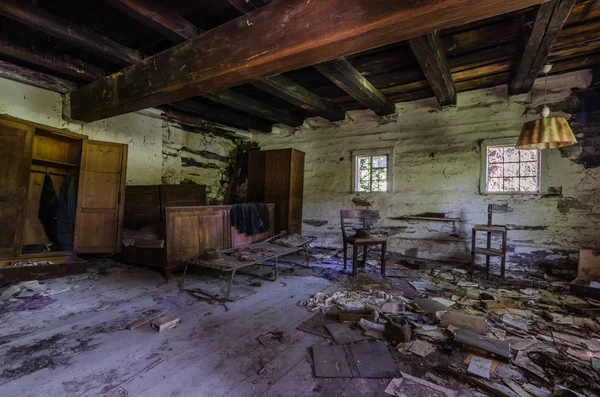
118 204 275 280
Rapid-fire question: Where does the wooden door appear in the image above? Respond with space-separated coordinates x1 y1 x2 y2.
0 119 33 258
74 140 127 253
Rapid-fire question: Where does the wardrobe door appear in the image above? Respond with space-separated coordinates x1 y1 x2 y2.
0 119 33 258
74 140 127 253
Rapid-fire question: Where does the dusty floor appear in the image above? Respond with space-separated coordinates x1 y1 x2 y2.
1 250 598 397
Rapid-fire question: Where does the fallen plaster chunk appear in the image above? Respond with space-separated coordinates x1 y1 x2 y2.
384 372 457 397
151 315 181 332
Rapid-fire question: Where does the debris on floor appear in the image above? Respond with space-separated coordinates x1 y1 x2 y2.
295 258 600 396
150 315 181 332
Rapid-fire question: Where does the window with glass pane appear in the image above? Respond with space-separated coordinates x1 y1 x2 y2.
355 155 388 192
486 145 540 193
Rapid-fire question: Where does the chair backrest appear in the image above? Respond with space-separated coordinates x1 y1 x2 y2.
340 210 368 239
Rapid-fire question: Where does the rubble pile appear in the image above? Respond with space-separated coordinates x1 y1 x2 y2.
299 263 600 396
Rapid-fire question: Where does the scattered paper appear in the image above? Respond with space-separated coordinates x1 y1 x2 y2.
502 314 528 330
408 339 436 358
431 297 455 308
385 373 457 397
467 355 492 379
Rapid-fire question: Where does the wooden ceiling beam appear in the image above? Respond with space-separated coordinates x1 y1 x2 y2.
252 76 346 121
170 98 273 132
509 0 576 95
0 37 105 82
0 0 142 66
228 0 346 121
105 0 304 127
207 89 305 126
409 33 456 106
66 0 546 122
315 58 395 116
104 0 201 43
0 59 77 93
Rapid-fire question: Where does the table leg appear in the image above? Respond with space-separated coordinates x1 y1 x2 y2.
273 256 278 281
381 242 387 276
353 244 358 276
181 264 189 289
226 269 237 302
304 245 310 267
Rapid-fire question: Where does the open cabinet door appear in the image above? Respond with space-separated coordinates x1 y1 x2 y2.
0 119 33 258
74 140 127 254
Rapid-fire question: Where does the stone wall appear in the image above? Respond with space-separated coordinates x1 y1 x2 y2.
0 77 239 203
254 69 600 272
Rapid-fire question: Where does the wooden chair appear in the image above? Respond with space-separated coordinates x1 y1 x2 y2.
340 210 387 276
471 205 507 278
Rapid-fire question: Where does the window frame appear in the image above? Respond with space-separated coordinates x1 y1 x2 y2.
479 137 548 195
351 148 393 193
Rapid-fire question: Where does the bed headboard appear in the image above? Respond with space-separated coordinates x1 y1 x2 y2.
123 184 207 229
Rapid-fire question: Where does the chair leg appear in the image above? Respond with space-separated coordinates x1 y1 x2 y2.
471 229 476 274
180 264 189 289
501 232 507 279
381 242 386 276
353 244 359 276
343 241 347 270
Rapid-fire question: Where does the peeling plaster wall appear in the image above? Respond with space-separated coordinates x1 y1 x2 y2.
0 78 237 203
255 70 600 272
162 125 239 204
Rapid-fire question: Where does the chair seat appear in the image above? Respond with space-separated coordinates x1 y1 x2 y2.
346 236 387 244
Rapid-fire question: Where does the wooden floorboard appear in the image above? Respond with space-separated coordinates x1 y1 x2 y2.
0 263 332 397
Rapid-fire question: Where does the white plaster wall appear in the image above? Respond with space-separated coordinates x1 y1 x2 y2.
255 70 600 270
0 77 236 203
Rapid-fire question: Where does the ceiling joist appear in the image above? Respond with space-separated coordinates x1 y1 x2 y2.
252 76 346 121
104 0 201 43
409 33 457 107
509 0 576 95
315 58 396 116
0 37 104 82
0 59 77 93
65 0 546 122
0 0 142 66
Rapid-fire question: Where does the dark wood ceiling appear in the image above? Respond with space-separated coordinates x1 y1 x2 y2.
0 0 599 133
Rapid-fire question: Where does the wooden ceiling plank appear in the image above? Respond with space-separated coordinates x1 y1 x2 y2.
207 88 305 126
0 0 142 66
509 0 576 95
409 33 456 106
104 0 200 43
0 37 105 81
66 0 547 122
315 58 395 116
0 59 77 93
252 76 346 121
170 98 273 132
225 0 269 14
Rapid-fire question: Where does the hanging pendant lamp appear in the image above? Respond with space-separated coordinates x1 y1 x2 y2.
516 64 577 150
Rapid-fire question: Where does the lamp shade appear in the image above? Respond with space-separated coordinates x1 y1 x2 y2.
516 117 577 150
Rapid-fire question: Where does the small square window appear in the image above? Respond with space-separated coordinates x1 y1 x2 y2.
480 138 547 194
352 149 392 193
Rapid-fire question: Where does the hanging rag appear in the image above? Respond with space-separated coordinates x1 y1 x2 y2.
57 176 77 250
38 174 60 247
231 203 270 236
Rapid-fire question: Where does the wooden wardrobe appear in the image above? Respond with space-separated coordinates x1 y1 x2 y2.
247 148 305 234
0 115 128 282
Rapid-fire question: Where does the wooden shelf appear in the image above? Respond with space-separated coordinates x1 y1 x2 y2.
31 158 80 168
473 247 505 256
388 216 461 222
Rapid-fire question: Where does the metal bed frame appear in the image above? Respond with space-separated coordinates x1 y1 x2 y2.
180 235 316 301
